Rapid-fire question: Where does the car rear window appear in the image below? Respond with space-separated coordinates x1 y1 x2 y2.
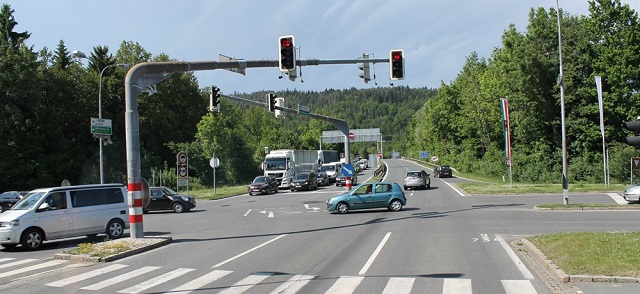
406 172 421 177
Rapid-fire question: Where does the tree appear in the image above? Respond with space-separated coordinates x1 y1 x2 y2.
0 4 29 50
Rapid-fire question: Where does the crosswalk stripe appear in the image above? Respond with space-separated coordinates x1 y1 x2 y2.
268 274 316 294
502 280 537 294
168 269 233 294
382 277 414 294
0 258 37 270
0 260 67 278
117 268 195 294
80 266 161 290
46 263 128 287
443 278 472 294
325 276 364 294
218 272 274 294
0 258 17 263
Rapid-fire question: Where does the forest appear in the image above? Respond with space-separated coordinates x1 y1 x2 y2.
1 0 639 192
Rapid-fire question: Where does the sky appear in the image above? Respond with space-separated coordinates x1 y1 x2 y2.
5 0 640 94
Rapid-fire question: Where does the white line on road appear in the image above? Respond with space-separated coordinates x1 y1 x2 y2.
608 193 628 205
218 272 273 294
243 209 253 216
169 269 233 294
0 260 67 279
117 267 195 293
269 274 316 294
502 279 537 294
80 266 161 290
212 234 287 268
382 277 415 293
495 235 535 280
440 179 466 196
47 263 129 287
325 276 364 293
359 232 391 276
442 278 472 294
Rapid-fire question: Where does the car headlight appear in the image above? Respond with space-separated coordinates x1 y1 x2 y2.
0 220 19 227
181 196 190 201
327 197 334 205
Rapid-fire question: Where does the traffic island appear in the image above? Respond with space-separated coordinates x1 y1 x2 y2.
54 236 172 263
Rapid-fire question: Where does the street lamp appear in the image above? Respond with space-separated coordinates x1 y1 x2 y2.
72 50 129 184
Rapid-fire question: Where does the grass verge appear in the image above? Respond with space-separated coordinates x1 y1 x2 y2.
529 232 640 278
457 182 627 195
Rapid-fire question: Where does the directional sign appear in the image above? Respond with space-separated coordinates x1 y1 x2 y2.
298 104 310 116
342 164 355 176
419 151 430 159
91 118 112 137
431 156 439 162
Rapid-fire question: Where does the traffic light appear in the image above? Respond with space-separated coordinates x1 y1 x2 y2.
389 49 405 80
267 93 277 112
359 53 371 84
624 120 640 148
209 86 221 113
278 35 296 72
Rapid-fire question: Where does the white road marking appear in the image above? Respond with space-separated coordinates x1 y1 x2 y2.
440 180 465 196
0 258 37 270
218 272 273 294
117 268 195 293
213 234 287 268
80 266 161 290
47 263 128 287
495 235 535 280
359 232 392 275
608 192 628 205
0 260 67 279
502 279 537 294
325 276 364 293
382 277 414 293
243 209 253 216
443 278 472 294
269 274 316 294
169 269 233 294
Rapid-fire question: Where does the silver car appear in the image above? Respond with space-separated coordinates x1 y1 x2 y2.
623 182 640 203
403 170 431 190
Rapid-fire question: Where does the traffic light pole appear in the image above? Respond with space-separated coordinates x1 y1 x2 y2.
220 94 352 164
125 58 380 238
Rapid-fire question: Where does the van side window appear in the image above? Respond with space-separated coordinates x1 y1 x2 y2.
70 188 125 208
43 192 67 210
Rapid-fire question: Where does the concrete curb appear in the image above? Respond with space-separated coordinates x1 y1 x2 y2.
53 236 172 263
520 237 640 284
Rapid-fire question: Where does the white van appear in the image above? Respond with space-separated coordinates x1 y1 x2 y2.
0 184 129 250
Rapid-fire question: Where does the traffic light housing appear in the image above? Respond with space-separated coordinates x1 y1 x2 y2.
359 53 371 84
209 86 221 113
267 93 277 112
278 35 296 72
389 49 405 80
624 120 640 148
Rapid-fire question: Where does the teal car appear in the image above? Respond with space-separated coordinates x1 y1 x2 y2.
326 182 406 214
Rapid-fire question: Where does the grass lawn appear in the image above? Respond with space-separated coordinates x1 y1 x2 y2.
528 232 640 278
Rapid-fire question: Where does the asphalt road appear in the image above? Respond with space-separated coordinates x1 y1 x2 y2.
0 158 639 293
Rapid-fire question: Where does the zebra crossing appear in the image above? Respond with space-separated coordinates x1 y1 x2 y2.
0 257 539 293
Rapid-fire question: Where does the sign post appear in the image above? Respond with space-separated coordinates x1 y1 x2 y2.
210 154 220 194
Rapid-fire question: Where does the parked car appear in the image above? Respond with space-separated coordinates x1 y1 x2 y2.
290 172 318 191
623 181 640 203
403 170 431 190
248 176 278 195
0 191 28 212
316 172 329 186
433 165 453 178
335 173 358 187
326 182 406 214
144 186 196 213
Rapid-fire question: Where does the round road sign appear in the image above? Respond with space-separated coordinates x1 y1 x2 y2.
177 151 187 164
348 132 355 140
179 166 188 178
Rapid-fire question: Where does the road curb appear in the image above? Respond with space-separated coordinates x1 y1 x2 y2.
53 236 172 263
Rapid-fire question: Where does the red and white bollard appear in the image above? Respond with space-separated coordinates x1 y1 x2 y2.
345 176 352 191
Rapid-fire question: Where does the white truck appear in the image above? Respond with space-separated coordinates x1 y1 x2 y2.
263 150 319 188
320 161 343 183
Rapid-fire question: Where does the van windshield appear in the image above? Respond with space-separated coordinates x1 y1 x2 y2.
11 192 46 210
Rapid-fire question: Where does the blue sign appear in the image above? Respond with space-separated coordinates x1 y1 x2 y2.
342 164 355 176
420 151 430 159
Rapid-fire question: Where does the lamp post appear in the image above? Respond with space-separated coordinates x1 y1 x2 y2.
555 0 569 205
72 50 129 184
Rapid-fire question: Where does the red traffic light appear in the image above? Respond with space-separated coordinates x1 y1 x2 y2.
392 51 402 61
281 38 292 48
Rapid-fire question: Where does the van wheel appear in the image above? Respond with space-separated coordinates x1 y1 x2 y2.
106 219 125 239
172 202 185 213
21 228 44 250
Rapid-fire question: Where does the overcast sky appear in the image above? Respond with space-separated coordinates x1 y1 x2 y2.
5 1 640 94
